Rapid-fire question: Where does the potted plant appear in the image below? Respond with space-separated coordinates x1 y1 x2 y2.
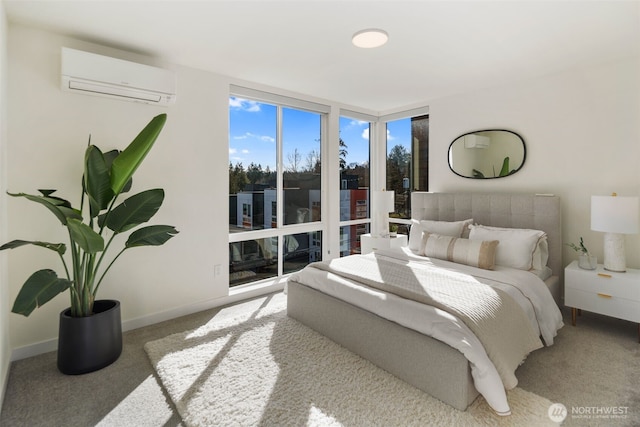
566 237 597 270
0 113 178 374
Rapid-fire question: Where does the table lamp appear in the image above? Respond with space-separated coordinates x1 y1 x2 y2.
591 193 639 272
373 190 395 237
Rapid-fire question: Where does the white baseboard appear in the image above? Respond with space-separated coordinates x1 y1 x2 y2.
10 279 286 362
123 279 286 331
0 356 9 417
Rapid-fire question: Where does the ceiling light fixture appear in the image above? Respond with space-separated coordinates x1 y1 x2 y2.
352 29 388 48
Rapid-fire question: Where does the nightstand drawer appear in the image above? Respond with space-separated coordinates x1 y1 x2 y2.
565 271 640 302
565 287 640 323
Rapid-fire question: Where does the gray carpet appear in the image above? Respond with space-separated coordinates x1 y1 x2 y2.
144 293 554 426
1 291 639 426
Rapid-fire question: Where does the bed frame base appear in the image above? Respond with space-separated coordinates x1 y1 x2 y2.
287 281 479 411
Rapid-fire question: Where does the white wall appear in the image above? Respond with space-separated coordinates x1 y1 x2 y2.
428 57 640 272
0 0 10 411
4 23 377 360
6 25 231 353
5 22 639 362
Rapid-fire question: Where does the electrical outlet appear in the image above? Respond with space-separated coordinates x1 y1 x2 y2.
214 264 221 276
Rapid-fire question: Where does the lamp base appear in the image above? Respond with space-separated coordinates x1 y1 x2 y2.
603 232 627 273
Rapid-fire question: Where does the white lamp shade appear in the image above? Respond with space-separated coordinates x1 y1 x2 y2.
371 190 395 237
591 196 639 234
382 191 395 213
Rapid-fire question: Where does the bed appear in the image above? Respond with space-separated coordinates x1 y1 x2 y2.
286 192 564 415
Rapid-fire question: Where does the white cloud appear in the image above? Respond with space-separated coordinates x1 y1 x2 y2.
361 128 369 140
229 148 237 154
232 132 274 143
229 97 261 112
386 129 395 141
260 135 275 143
232 132 275 142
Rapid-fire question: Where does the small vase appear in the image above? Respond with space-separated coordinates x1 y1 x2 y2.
578 254 597 270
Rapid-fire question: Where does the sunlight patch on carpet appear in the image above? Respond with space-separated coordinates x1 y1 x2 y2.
145 293 556 426
95 375 175 427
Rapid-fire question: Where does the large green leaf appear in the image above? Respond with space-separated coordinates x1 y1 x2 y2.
104 189 165 233
7 192 82 224
104 149 132 193
67 218 104 253
498 156 510 177
12 269 73 316
110 114 167 196
84 145 114 218
0 239 66 255
37 190 71 207
125 225 178 248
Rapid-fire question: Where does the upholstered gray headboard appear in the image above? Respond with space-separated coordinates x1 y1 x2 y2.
411 193 563 281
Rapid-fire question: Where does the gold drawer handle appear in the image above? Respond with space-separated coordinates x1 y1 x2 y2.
597 273 612 278
597 293 612 299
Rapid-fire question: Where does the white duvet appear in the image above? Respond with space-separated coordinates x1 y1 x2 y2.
287 247 564 415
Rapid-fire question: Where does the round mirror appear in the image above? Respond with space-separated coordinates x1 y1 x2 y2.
448 130 526 179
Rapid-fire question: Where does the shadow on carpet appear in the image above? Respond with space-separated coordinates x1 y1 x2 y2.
145 293 556 427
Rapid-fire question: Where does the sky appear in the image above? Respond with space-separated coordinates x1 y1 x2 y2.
229 97 411 171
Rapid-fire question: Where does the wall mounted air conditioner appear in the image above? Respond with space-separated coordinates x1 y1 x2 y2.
463 134 490 149
61 47 176 106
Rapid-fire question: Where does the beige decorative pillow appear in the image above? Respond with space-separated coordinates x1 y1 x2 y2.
420 232 499 270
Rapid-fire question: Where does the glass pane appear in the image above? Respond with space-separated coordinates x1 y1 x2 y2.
339 117 371 192
283 231 322 274
283 108 322 225
229 97 277 233
386 118 413 219
412 115 429 191
339 116 370 219
229 237 278 287
340 223 370 257
388 221 410 236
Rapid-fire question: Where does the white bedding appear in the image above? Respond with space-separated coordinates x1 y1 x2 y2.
287 246 564 415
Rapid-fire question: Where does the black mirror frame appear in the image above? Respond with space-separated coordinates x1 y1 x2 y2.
447 129 526 179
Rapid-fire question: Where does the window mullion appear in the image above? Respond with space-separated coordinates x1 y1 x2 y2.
276 105 284 276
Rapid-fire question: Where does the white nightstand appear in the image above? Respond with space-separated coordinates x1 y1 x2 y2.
565 260 640 342
360 233 408 255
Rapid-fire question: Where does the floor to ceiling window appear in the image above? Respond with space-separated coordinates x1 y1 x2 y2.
338 114 372 256
228 88 326 287
385 113 429 234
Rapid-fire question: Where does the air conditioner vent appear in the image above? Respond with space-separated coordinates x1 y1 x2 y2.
61 47 176 106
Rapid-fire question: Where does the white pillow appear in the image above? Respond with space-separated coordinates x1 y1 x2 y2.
532 237 549 271
408 218 474 251
468 225 546 271
420 232 498 270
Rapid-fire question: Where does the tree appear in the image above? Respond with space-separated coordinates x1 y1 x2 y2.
348 161 369 188
263 165 276 187
229 162 248 194
339 137 348 171
246 162 264 185
287 148 302 173
305 149 321 173
386 145 411 195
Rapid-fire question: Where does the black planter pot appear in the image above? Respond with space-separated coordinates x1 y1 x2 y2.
57 299 123 375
